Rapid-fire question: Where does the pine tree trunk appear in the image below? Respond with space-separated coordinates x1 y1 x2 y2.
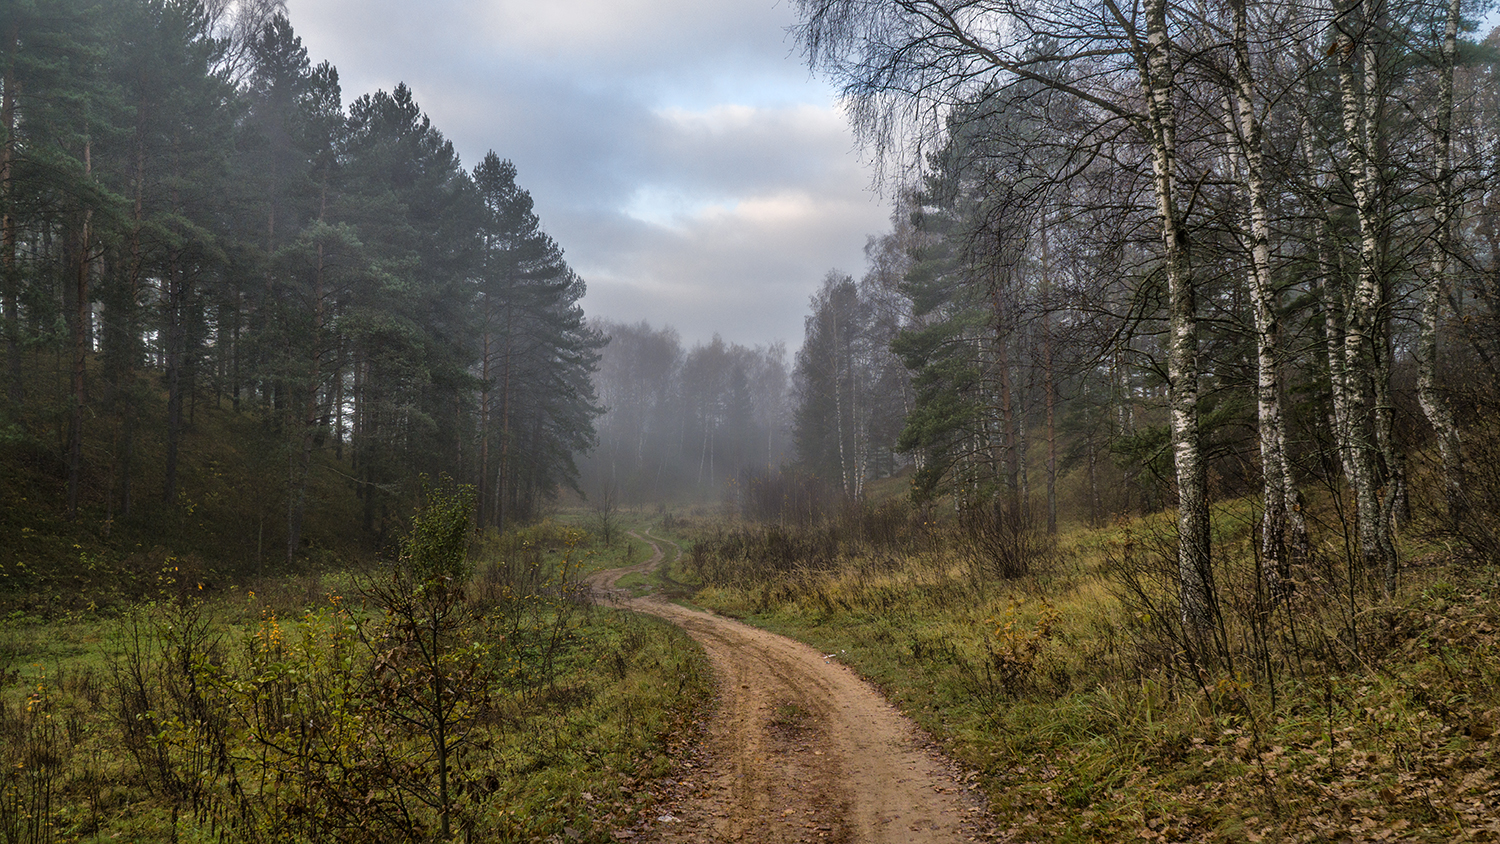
351 351 364 476
333 337 345 461
162 256 188 505
2 19 20 408
118 98 149 519
287 188 330 564
231 292 242 412
67 142 94 519
476 294 493 527
162 149 192 506
360 358 378 535
495 302 513 530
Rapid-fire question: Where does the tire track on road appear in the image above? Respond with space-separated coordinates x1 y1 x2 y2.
589 530 992 843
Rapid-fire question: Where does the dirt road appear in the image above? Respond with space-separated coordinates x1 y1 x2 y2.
588 531 993 844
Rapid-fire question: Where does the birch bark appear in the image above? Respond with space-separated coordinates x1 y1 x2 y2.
1228 0 1309 594
1144 0 1214 631
1335 0 1399 592
1041 228 1058 535
1416 0 1466 523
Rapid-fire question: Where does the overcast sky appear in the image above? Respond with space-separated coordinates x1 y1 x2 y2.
286 0 889 350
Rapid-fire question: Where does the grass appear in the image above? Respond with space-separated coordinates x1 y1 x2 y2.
680 501 1500 842
619 531 694 598
0 516 712 843
547 508 698 600
473 606 710 841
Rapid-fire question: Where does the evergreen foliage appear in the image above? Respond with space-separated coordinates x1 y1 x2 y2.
0 3 602 576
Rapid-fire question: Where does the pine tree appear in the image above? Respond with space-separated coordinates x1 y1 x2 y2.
471 152 601 527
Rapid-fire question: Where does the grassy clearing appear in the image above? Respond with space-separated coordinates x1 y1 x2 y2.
546 511 658 577
683 503 1500 842
0 517 710 843
547 507 696 600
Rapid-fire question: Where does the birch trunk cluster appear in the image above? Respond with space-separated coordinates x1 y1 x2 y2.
791 0 1500 624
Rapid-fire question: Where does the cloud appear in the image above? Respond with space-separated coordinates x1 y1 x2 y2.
478 0 794 63
287 0 889 349
570 181 885 348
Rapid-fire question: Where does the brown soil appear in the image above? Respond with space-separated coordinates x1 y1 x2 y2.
588 531 996 843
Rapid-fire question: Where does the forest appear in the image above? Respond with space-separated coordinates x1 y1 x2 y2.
667 0 1500 836
1 0 601 580
4 0 1500 840
775 0 1500 605
578 321 791 510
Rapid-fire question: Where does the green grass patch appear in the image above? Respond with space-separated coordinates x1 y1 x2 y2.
0 520 712 843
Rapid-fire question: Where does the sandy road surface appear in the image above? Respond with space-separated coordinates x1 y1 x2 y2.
588 531 993 844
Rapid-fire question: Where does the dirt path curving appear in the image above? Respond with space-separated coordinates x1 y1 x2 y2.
588 531 994 844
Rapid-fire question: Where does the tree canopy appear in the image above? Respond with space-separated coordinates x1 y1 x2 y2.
0 1 602 561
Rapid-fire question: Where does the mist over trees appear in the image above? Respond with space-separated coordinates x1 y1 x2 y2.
580 320 791 509
793 260 912 501
1 0 601 560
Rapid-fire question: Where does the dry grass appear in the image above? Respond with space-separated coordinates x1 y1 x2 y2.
683 500 1500 842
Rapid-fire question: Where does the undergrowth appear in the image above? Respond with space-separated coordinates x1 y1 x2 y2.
0 512 710 843
684 499 1500 843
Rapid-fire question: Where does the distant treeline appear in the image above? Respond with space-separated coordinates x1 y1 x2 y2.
1 1 601 558
580 320 791 508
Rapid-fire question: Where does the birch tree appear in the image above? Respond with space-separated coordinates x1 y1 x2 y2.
1220 0 1310 592
795 272 876 500
1416 0 1467 524
794 0 1218 628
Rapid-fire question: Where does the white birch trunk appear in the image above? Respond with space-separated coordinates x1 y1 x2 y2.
1145 0 1214 632
1417 0 1466 523
1361 29 1408 534
1228 0 1308 595
1042 227 1058 535
1298 105 1360 489
1335 0 1398 592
